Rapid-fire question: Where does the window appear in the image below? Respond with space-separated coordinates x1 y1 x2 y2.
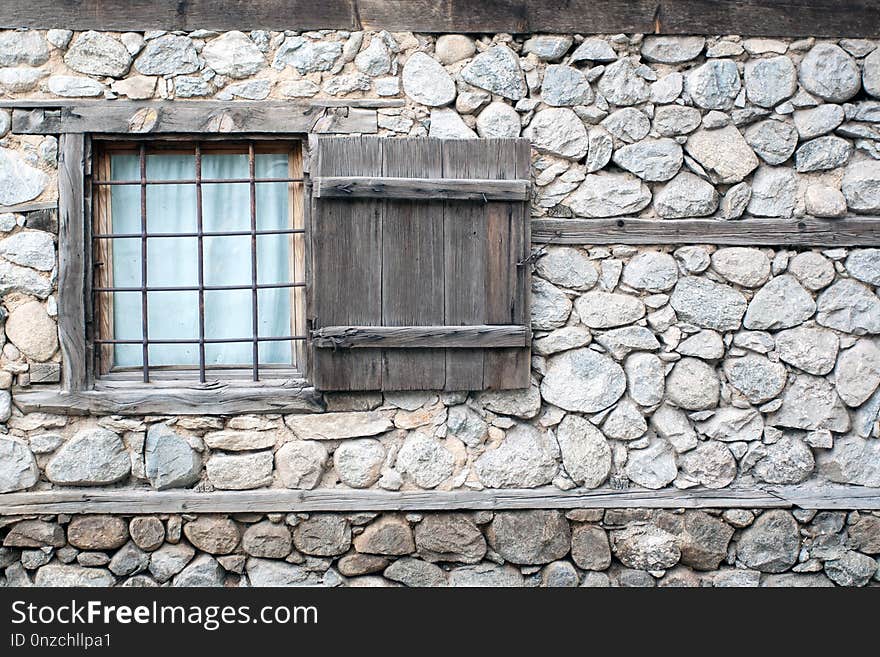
91 140 307 383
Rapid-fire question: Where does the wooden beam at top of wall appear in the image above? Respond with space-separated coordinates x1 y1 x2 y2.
1 1 878 37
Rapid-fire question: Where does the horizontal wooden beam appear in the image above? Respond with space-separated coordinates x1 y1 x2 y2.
314 177 530 201
10 102 377 135
13 385 325 416
312 325 530 349
3 1 878 37
532 217 880 247
0 484 877 515
0 200 57 214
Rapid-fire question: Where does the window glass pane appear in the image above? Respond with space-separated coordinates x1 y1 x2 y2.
105 146 297 373
147 290 199 366
202 153 249 233
108 291 142 369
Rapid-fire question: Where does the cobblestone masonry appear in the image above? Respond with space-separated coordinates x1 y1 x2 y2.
1 509 878 586
1 28 880 585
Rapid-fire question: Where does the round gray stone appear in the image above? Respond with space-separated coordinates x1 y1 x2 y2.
541 348 626 413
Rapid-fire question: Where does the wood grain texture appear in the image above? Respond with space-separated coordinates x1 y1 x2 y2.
532 217 880 246
13 384 324 416
312 325 529 349
311 137 385 390
11 102 376 135
310 137 531 392
1 484 877 515
381 138 446 390
4 1 878 37
57 134 87 392
313 176 531 201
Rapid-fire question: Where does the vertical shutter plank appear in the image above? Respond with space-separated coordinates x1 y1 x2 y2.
381 139 446 390
311 137 384 390
442 140 489 390
483 139 531 389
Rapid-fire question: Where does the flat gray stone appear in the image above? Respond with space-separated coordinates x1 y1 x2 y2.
711 247 771 287
685 125 759 184
793 104 845 139
723 354 787 403
275 440 328 489
428 108 477 139
654 171 719 218
798 43 861 102
666 357 720 410
574 291 645 328
542 347 626 413
134 34 199 75
535 246 598 290
625 352 666 407
789 251 836 290
64 31 131 77
144 423 201 490
556 414 612 488
642 36 705 63
685 60 741 110
679 441 737 489
601 107 650 143
747 166 798 217
744 274 816 330
750 436 815 484
842 159 880 213
46 428 130 486
541 64 593 106
745 119 798 165
795 135 853 172
834 338 880 407
475 101 521 138
570 38 617 63
206 452 273 490
621 250 678 292
597 58 650 106
524 107 587 159
0 31 49 66
460 45 526 100
670 276 747 331
745 56 797 107
653 105 702 137
272 36 342 74
775 326 839 375
0 147 49 206
35 564 115 587
846 248 880 286
696 406 764 443
474 423 557 488
523 35 573 61
565 172 652 217
531 277 572 330
769 374 851 432
817 434 880 486
0 437 37 493
396 431 455 489
334 439 385 488
737 510 800 573
202 31 265 78
402 52 455 106
487 511 570 565
612 138 683 182
816 279 880 334
612 524 680 569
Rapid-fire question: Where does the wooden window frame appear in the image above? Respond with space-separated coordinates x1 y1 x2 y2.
90 138 308 384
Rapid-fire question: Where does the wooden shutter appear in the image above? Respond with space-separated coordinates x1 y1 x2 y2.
309 136 531 391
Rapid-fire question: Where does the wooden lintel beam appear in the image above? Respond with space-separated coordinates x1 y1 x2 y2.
313 177 531 201
2 1 878 37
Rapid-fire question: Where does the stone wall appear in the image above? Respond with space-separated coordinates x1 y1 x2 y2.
1 27 880 585
2 509 878 587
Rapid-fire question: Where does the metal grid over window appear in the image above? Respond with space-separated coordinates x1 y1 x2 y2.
90 140 307 383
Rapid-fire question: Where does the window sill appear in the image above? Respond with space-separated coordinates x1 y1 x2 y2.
13 379 324 416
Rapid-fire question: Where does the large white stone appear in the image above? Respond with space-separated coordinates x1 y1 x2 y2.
625 439 678 489
474 423 557 488
769 375 851 432
744 56 797 108
206 452 273 490
475 102 521 138
775 326 839 375
0 437 38 493
541 64 593 106
612 138 683 182
134 34 199 75
460 45 526 100
846 249 880 286
396 432 455 489
202 31 265 78
535 247 598 290
817 435 880 486
428 108 477 139
272 36 342 74
555 415 611 488
565 172 652 218
597 58 650 106
669 276 747 331
574 291 645 328
144 423 201 490
64 31 131 77
541 348 626 413
744 275 816 330
5 300 57 361
816 279 880 334
747 166 798 218
798 43 861 102
654 172 719 218
285 411 392 440
625 352 665 407
834 339 880 407
524 108 588 159
711 248 771 288
621 251 678 292
842 160 880 213
685 60 741 110
275 441 328 490
531 277 572 330
685 126 759 184
0 230 54 271
402 52 455 106
666 357 720 410
46 428 130 485
723 354 787 404
0 148 49 206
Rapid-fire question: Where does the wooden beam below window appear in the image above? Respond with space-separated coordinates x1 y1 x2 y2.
313 177 531 201
311 325 530 349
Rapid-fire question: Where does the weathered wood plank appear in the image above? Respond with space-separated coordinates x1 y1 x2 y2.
57 134 87 392
10 102 376 135
13 385 324 416
0 200 57 214
311 137 384 390
380 138 446 390
4 1 878 37
483 139 531 390
312 325 529 349
1 484 877 515
443 140 490 390
313 176 531 201
532 217 880 247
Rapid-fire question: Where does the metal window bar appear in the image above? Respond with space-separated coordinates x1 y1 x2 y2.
93 140 306 383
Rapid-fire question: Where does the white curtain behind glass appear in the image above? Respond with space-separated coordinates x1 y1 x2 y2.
109 151 292 369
